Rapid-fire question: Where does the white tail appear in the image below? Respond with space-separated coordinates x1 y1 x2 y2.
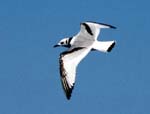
92 41 116 52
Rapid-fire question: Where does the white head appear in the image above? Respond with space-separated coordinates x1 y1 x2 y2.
54 37 72 48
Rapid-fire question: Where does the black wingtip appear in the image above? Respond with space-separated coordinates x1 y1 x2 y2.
66 92 72 100
66 84 75 100
66 88 72 100
107 41 116 52
60 74 75 100
97 22 117 29
83 21 117 29
110 25 117 29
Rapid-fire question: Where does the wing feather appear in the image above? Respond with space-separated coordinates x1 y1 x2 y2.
76 22 116 41
59 47 92 100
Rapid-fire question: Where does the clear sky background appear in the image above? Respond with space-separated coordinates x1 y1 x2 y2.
0 0 150 114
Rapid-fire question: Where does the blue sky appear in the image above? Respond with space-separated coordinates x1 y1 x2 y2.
0 0 150 114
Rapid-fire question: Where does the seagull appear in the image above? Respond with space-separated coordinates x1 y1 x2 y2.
54 21 116 100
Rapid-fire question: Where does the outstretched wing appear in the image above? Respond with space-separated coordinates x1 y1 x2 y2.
59 47 92 100
82 22 116 39
72 21 116 45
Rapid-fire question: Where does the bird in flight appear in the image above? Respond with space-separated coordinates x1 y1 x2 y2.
54 21 116 100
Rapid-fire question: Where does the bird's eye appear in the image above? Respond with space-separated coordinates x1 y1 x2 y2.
60 42 64 45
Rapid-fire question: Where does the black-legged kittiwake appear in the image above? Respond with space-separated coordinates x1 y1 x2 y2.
54 21 116 100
